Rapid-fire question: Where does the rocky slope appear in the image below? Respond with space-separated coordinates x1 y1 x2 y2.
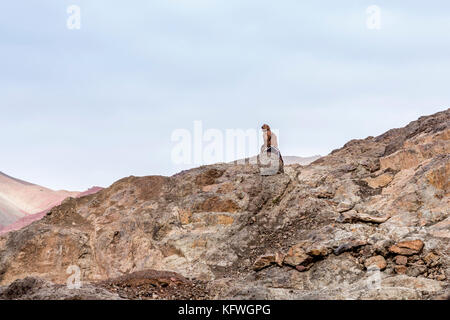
0 109 449 300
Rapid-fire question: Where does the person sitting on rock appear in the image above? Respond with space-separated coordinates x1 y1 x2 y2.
261 124 281 157
260 124 284 173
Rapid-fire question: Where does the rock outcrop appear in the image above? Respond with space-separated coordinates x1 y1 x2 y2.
0 109 449 300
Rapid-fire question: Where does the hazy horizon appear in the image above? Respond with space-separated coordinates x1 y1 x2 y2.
1 1 449 191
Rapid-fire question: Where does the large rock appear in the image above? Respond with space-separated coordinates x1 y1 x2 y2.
389 240 424 256
364 173 394 189
258 151 284 176
253 255 276 271
283 245 311 267
364 255 387 271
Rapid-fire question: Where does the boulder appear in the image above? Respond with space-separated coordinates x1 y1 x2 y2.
258 151 284 176
389 240 424 256
364 172 394 189
364 255 387 271
333 240 367 255
284 245 311 267
253 255 276 271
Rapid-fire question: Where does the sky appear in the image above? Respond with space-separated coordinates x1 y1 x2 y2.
1 1 449 191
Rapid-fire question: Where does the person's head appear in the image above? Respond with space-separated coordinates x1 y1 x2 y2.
261 124 270 131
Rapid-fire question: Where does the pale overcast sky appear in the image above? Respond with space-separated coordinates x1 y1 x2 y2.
1 1 449 191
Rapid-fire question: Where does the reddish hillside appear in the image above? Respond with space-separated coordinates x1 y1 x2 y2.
0 186 102 235
0 172 102 233
0 172 78 215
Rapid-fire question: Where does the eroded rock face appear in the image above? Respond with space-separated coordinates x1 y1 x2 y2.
0 109 449 300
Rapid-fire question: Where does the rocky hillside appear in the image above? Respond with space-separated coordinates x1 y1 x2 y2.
0 109 448 300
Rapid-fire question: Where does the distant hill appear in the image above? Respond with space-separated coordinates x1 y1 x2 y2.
0 194 25 227
282 155 322 165
0 172 102 232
